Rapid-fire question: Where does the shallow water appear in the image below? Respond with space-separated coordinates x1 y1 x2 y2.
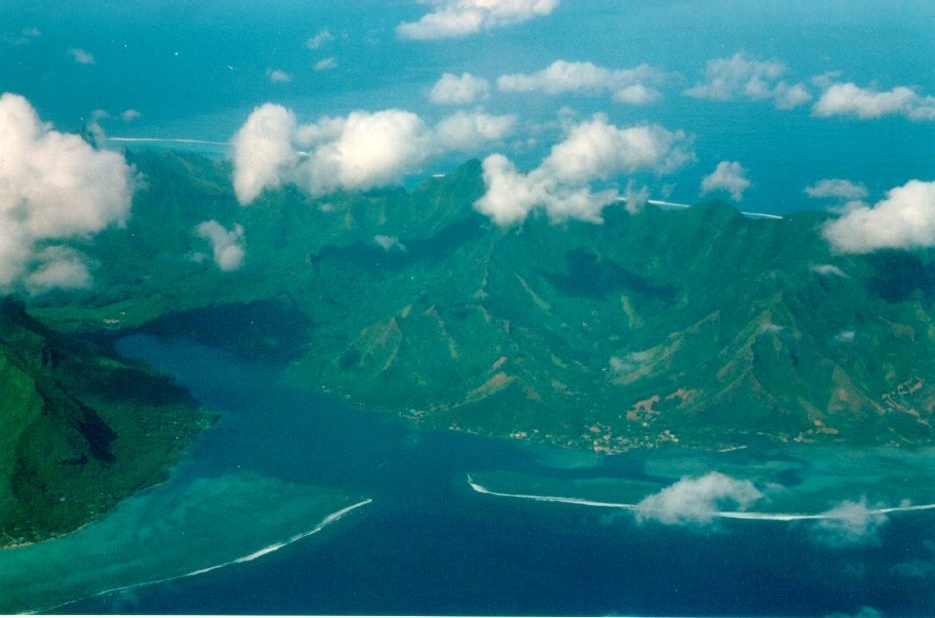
0 335 922 615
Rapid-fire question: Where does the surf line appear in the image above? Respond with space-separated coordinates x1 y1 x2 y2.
616 196 784 220
105 137 230 146
47 498 372 612
467 475 935 522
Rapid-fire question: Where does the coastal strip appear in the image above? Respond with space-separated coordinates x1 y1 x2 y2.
467 475 935 522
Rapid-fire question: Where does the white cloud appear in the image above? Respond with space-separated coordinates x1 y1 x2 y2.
634 472 763 525
268 69 292 83
67 47 95 65
813 82 935 121
314 57 337 71
0 92 135 290
498 60 664 105
397 0 559 40
230 103 298 205
194 221 245 271
805 178 868 201
25 247 92 293
811 498 889 547
307 29 334 50
834 330 856 343
810 264 848 278
685 53 810 109
822 180 935 253
474 115 691 226
119 108 142 122
433 111 517 151
700 160 750 201
2 27 41 46
374 235 406 252
231 105 517 205
297 110 432 196
429 72 490 105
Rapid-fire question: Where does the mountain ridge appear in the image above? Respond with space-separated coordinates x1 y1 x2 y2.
28 150 934 453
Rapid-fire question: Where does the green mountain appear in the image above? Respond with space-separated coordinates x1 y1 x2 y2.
0 299 209 546
31 150 934 453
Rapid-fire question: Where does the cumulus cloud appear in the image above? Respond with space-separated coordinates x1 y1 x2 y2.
0 92 135 290
822 180 935 253
805 179 868 201
230 104 515 205
267 69 292 83
314 57 337 71
635 472 763 525
433 111 516 151
474 115 692 226
397 0 559 40
194 221 245 271
700 161 750 201
25 247 92 293
498 60 664 105
230 103 298 205
813 81 935 121
429 72 490 105
810 263 848 278
307 29 334 50
811 499 889 547
374 235 406 252
67 47 95 65
685 53 810 109
119 108 142 122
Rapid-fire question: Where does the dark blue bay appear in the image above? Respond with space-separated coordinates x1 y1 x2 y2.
52 336 935 616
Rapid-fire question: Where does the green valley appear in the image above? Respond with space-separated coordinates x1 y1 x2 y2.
29 150 934 455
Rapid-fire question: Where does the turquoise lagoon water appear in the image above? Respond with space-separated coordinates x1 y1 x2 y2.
0 335 928 615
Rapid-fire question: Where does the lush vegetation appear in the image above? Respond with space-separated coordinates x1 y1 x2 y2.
30 150 933 454
0 299 209 546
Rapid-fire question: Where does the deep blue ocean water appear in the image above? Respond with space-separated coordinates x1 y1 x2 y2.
4 1 933 214
45 335 935 616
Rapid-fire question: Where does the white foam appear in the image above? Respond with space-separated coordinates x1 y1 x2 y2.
105 137 230 146
467 475 935 522
47 498 372 612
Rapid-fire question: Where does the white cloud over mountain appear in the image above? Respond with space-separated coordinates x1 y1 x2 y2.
700 161 750 201
634 472 763 525
429 72 490 105
397 0 559 40
195 221 245 271
823 180 935 253
474 115 691 226
685 53 810 109
498 60 664 105
230 104 516 204
0 92 135 290
813 81 935 121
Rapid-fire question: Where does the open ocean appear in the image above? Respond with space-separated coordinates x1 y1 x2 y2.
13 335 923 616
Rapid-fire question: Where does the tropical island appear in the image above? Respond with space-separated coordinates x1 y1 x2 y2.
3 148 933 545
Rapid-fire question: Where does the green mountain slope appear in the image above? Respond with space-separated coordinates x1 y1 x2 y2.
31 150 934 451
0 299 208 546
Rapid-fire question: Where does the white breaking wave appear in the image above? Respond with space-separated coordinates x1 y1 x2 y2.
105 137 230 147
44 498 372 612
467 475 935 522
617 196 785 220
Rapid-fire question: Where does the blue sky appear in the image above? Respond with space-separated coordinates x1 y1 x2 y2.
1 0 934 287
